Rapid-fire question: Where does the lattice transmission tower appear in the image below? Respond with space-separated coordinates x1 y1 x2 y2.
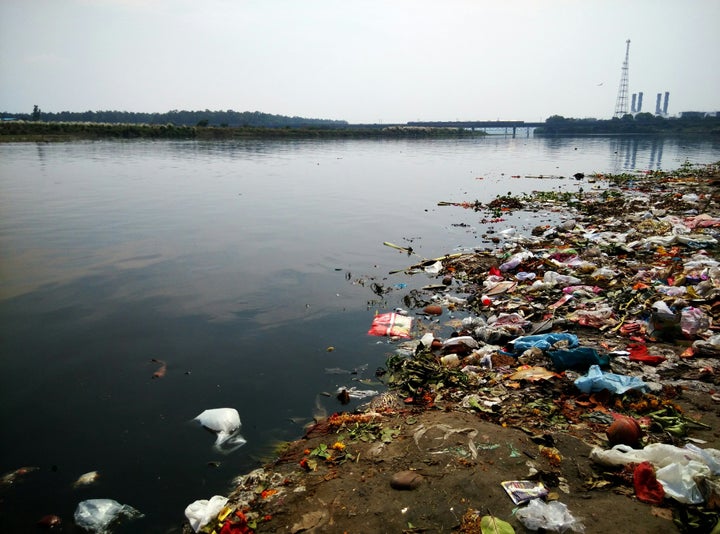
613 39 631 118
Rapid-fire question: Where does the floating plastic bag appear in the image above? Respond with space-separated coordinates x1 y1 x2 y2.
74 499 143 533
194 408 247 454
367 312 413 339
184 495 228 533
515 499 585 533
574 365 648 394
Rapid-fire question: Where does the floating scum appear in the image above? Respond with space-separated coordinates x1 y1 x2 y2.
182 162 720 534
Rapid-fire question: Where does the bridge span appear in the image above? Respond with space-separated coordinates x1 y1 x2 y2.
407 120 545 137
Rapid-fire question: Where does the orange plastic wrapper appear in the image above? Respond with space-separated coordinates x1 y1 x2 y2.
368 312 413 339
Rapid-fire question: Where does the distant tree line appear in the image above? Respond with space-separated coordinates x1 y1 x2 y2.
0 107 348 128
0 121 486 142
536 114 720 135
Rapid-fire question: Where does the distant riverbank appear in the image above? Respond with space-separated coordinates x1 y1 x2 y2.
0 121 486 142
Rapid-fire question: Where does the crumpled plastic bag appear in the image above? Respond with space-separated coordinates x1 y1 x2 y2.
590 443 720 504
510 333 579 353
515 498 585 533
74 499 143 533
194 408 247 454
184 495 228 533
656 460 710 504
574 364 648 394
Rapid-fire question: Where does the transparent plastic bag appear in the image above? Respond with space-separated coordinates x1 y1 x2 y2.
515 498 585 533
74 499 143 533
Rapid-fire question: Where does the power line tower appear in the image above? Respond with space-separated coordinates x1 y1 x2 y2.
613 39 631 118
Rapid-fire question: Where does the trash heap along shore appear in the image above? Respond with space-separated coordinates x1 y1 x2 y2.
183 161 720 534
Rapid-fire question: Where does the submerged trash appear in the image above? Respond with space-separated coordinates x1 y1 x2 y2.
193 408 247 454
151 358 167 379
1 466 38 486
74 499 143 533
73 470 100 488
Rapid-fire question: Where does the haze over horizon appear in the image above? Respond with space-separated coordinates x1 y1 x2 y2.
1 0 718 124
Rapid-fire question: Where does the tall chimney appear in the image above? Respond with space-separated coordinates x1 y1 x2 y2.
655 93 662 115
637 92 643 112
631 94 637 113
663 92 670 115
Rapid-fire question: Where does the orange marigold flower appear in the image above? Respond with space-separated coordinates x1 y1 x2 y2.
332 442 346 451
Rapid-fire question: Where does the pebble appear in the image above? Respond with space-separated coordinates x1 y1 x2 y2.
390 470 424 490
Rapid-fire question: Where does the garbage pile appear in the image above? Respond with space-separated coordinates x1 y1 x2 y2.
179 162 720 534
377 161 720 532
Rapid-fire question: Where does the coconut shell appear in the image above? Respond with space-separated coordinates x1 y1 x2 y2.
423 305 443 316
607 416 642 447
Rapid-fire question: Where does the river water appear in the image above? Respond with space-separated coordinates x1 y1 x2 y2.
1 135 718 532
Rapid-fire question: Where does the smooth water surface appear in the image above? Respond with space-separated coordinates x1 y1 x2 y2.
1 135 718 532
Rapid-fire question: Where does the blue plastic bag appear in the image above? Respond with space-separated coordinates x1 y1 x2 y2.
549 347 609 372
510 333 579 353
574 365 648 394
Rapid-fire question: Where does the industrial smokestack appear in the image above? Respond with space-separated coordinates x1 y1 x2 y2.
631 94 637 113
655 93 662 115
663 92 670 115
637 92 643 112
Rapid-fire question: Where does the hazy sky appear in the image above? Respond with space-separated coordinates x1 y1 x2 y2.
1 0 718 123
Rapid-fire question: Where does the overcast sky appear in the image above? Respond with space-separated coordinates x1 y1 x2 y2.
1 0 718 124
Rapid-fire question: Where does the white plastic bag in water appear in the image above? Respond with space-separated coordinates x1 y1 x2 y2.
74 499 143 533
185 495 229 533
194 408 247 453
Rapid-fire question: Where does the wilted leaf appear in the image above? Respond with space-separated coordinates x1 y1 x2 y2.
480 514 515 534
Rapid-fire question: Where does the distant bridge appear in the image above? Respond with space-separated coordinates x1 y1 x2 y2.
406 120 545 137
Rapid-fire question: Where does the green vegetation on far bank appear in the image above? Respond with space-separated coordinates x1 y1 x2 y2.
535 113 720 136
0 121 487 142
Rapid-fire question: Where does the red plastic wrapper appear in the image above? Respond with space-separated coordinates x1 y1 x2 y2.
368 312 413 339
634 461 665 505
628 342 666 365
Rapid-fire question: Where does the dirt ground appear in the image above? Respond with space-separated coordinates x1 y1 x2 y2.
192 382 720 534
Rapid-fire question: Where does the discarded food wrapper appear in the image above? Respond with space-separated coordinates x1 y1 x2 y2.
368 312 413 339
515 498 585 533
185 495 228 533
193 408 247 454
74 499 143 534
501 480 548 504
